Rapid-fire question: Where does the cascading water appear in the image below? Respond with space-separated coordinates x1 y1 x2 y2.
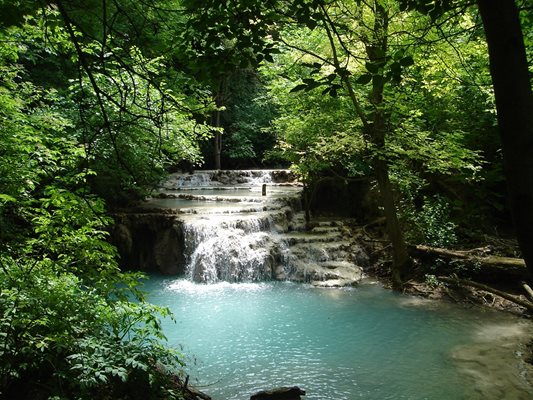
145 170 297 283
182 215 277 282
140 169 365 286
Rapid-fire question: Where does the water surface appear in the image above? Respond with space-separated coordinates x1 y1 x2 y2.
144 277 532 400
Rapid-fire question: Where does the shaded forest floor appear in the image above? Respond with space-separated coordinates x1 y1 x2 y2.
354 222 530 315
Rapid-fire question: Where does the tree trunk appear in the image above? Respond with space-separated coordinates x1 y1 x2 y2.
322 1 411 288
213 126 222 170
367 1 411 288
374 158 411 286
212 79 225 170
477 0 533 281
410 244 528 278
212 108 222 170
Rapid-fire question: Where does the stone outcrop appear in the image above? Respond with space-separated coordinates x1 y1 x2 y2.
112 212 186 275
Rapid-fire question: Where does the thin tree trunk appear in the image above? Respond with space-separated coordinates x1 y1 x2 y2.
212 104 222 170
212 79 225 170
477 0 533 281
213 116 222 170
367 1 411 288
321 1 411 288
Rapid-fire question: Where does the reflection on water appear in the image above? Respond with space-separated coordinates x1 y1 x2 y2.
143 277 532 400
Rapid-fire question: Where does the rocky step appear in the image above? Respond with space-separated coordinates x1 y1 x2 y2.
166 183 301 191
287 241 352 261
313 220 346 228
281 232 344 245
161 169 298 189
289 240 352 249
287 212 307 232
181 204 293 216
287 217 355 234
157 193 265 203
174 206 265 215
317 260 358 270
168 186 249 191
310 226 342 234
278 260 363 287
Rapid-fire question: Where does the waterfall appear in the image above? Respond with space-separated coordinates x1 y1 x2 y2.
120 169 366 286
182 215 279 283
155 170 297 283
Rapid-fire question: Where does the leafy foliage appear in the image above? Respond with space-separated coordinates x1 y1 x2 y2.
259 1 501 244
0 5 195 399
401 194 458 247
218 69 278 167
1 0 532 396
69 45 210 203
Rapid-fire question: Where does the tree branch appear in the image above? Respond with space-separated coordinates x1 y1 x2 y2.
438 276 533 312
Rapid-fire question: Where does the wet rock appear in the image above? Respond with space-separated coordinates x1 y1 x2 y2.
112 223 132 258
282 232 344 245
250 386 306 400
111 213 186 275
289 260 363 286
310 226 341 234
271 169 298 183
312 278 358 287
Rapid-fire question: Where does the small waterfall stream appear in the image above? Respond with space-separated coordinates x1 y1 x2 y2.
183 215 277 282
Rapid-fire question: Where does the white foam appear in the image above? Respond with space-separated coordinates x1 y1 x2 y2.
165 279 270 294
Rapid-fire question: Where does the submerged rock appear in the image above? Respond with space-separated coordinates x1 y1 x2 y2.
250 386 306 400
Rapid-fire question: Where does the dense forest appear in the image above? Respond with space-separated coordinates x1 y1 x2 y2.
1 0 532 399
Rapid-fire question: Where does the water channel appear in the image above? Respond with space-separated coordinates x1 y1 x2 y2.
136 170 533 399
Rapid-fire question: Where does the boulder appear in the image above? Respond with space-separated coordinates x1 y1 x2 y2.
250 386 306 400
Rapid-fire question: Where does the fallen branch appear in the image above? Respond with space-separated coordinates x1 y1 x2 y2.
177 374 212 400
522 281 533 302
410 244 527 276
438 276 533 313
186 386 212 400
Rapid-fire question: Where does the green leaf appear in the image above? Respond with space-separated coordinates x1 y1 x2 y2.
400 56 414 67
290 84 308 93
355 74 372 84
393 49 406 60
0 194 16 203
365 62 380 74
